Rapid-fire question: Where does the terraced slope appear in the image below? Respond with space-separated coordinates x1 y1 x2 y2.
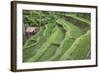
23 10 91 62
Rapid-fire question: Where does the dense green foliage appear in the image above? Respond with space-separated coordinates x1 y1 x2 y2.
23 10 91 62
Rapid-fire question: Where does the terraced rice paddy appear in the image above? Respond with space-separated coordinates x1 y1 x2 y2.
23 10 91 62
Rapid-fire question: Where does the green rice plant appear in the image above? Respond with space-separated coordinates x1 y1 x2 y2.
27 26 64 62
56 18 82 38
60 30 90 60
65 14 90 25
38 44 59 61
23 10 91 62
47 18 82 60
23 23 56 62
23 26 45 49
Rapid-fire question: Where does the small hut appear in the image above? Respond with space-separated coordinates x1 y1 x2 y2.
25 27 38 38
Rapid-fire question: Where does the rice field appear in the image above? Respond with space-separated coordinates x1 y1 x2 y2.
23 10 91 62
